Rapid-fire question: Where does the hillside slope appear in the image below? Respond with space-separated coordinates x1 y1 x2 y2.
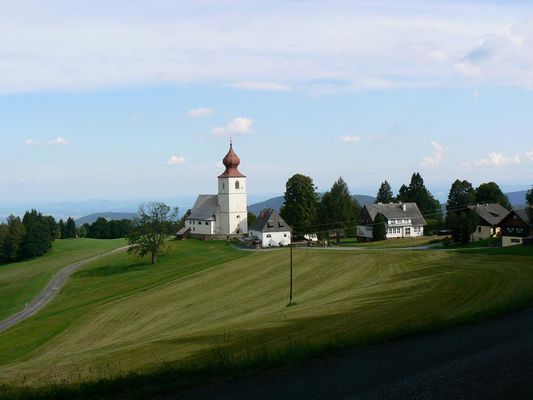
0 241 531 388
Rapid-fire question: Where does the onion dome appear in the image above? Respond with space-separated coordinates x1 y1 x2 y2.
218 142 246 178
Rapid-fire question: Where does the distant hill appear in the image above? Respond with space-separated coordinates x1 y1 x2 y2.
75 212 137 227
248 194 376 215
505 190 528 208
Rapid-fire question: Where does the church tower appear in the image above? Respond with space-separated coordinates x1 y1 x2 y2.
217 142 248 235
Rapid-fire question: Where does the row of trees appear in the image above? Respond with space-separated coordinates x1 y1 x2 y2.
0 210 56 264
80 218 133 239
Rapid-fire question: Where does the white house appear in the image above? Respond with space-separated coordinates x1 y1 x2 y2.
249 208 291 248
357 202 426 240
184 142 248 237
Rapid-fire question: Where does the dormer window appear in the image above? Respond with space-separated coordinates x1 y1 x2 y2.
235 180 240 189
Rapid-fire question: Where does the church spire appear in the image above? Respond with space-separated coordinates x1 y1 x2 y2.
218 142 245 178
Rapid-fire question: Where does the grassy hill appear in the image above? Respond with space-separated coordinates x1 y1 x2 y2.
0 238 126 321
75 212 137 226
0 240 532 397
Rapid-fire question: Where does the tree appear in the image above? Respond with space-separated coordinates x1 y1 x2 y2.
88 217 111 239
176 209 192 231
372 213 386 241
46 216 57 242
318 177 360 242
376 180 393 203
127 202 178 265
79 224 89 238
397 172 442 230
526 186 533 223
474 182 511 210
57 219 65 239
446 179 475 212
446 210 479 244
65 217 77 238
247 211 257 228
280 174 319 234
1 216 26 263
21 210 53 259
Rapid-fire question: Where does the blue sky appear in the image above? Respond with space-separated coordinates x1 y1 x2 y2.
1 0 532 203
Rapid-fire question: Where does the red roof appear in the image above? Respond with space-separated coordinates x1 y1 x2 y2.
218 142 246 178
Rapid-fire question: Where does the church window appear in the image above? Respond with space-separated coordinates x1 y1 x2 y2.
235 180 240 189
236 215 240 218
205 221 209 225
222 183 225 190
267 234 272 238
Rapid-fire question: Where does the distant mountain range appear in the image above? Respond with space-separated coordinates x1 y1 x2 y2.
248 194 376 215
75 212 137 226
506 190 529 208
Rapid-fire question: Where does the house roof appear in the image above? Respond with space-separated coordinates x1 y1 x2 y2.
187 195 218 221
500 209 532 227
249 208 291 233
364 203 426 226
467 203 509 226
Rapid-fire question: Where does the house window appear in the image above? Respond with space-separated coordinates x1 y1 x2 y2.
267 234 271 238
478 227 481 233
511 238 521 243
205 221 209 225
235 180 240 189
284 234 287 237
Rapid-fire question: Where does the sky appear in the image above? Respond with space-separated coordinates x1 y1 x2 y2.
1 0 533 205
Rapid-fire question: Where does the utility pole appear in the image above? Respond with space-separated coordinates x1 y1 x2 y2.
289 231 294 305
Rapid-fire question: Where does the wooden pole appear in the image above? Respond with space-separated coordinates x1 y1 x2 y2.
289 232 294 305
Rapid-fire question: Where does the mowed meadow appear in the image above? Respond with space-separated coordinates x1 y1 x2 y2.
0 239 532 395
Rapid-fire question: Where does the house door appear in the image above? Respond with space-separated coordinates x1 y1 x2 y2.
405 227 411 237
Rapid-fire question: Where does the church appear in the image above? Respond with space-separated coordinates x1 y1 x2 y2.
183 142 248 237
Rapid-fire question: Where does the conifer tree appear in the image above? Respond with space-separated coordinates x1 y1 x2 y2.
376 180 393 203
372 213 387 241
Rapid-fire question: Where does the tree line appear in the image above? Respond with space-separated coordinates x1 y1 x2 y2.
79 218 133 239
0 210 57 264
278 171 531 244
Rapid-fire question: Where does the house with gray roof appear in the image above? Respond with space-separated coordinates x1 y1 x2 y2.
248 208 291 248
357 202 427 240
467 203 509 241
499 209 532 247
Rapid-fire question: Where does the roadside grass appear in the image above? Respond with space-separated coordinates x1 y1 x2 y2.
335 236 443 248
0 239 126 321
443 237 500 249
1 242 532 399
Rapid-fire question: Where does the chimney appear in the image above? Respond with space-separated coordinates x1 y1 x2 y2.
402 203 407 212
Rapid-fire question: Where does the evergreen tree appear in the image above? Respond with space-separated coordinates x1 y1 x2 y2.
247 212 257 229
88 217 111 239
2 216 26 262
46 216 57 242
474 182 511 210
79 224 89 238
65 217 77 238
446 179 475 212
58 219 66 239
22 210 52 259
0 223 7 263
526 186 533 223
376 180 393 203
318 177 360 241
280 174 319 234
372 213 387 241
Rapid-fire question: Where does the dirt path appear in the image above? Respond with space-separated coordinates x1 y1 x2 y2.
169 307 533 400
0 246 128 333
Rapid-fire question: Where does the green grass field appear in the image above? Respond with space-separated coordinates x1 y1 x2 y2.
0 238 126 321
1 240 532 395
335 235 443 248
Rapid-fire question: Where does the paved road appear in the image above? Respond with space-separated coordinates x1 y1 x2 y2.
170 308 533 400
0 246 128 333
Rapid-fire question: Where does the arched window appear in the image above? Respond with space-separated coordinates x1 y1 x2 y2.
222 183 225 190
235 180 240 189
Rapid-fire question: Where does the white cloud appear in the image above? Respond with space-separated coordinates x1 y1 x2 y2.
228 81 291 92
166 155 186 166
24 138 39 146
48 136 68 145
1 2 533 93
526 149 533 160
187 108 213 118
474 152 521 167
420 140 446 167
339 135 362 143
212 117 254 136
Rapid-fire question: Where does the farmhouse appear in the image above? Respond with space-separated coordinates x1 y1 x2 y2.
467 203 509 241
183 142 248 238
499 209 532 247
357 202 426 240
248 208 291 248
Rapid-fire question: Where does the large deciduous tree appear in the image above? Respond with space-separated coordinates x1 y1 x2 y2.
127 202 179 265
446 210 479 244
446 179 475 212
376 180 393 204
280 174 319 234
319 177 360 242
474 182 511 210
